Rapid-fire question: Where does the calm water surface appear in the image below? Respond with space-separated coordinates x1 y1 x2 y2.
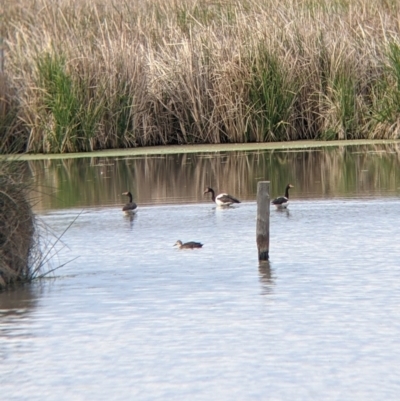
26 143 400 210
1 145 400 400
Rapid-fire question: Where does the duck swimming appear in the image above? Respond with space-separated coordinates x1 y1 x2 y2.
203 187 241 207
122 191 138 214
271 184 293 209
174 240 203 249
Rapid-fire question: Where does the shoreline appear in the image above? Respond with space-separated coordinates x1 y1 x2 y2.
3 139 400 161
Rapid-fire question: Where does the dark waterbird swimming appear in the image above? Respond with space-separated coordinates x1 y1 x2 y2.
174 240 203 249
122 191 138 214
271 184 294 209
203 187 241 206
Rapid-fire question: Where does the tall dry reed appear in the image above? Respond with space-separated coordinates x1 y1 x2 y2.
0 160 37 287
0 159 77 288
2 0 400 153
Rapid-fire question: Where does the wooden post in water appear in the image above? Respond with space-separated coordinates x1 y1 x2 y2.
256 181 270 261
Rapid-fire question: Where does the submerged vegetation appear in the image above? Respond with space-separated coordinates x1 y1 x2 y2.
2 0 400 153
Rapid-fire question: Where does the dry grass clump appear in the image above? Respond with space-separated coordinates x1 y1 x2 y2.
2 0 400 153
0 162 38 287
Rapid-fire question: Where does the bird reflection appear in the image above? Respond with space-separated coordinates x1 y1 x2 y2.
258 261 274 294
274 208 291 218
123 212 137 229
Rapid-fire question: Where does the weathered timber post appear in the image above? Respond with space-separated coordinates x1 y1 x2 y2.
256 181 270 261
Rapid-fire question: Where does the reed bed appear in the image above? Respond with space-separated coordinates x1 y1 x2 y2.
0 161 37 287
2 0 400 153
0 159 72 289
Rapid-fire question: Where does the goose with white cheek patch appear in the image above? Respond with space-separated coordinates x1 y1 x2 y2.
271 184 294 209
174 240 203 249
203 187 241 207
122 191 138 214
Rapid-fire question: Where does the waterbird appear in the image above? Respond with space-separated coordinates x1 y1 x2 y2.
271 184 294 209
174 240 203 249
122 191 138 214
203 187 241 207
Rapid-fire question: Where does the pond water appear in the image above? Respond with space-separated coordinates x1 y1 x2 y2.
1 144 400 400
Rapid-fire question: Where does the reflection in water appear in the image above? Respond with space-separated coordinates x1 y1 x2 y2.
25 143 400 211
124 212 137 229
274 208 291 218
0 284 41 352
258 261 274 295
0 284 40 318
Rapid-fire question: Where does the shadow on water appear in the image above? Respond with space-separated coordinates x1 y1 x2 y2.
23 143 400 210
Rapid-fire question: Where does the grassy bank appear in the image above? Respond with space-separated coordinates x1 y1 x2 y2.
2 0 400 154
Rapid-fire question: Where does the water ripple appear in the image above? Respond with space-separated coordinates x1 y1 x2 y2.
1 199 400 400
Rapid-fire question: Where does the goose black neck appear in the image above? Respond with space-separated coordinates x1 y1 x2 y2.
209 188 216 202
127 192 133 203
284 185 291 199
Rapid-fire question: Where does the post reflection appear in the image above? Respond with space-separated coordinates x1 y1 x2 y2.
258 261 274 295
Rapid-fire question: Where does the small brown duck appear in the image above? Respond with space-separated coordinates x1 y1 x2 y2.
174 240 203 249
203 187 241 207
122 191 138 214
